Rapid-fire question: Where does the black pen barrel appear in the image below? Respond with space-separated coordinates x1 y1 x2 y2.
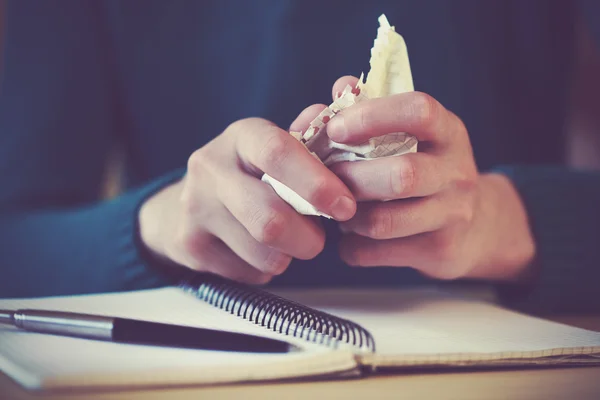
112 318 293 353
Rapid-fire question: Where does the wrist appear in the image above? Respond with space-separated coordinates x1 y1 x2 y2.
469 173 537 282
138 179 184 261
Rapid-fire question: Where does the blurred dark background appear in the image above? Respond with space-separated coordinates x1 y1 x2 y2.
0 1 598 199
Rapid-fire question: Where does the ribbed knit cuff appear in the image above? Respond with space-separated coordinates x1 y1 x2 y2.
109 168 188 291
493 165 600 314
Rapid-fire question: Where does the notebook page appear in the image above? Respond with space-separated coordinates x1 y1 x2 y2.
0 288 356 390
271 288 600 367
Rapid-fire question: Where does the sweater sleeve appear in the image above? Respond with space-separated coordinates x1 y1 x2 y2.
493 166 600 314
0 1 185 298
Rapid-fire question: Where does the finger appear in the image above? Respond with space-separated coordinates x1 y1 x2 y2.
207 207 293 276
339 230 468 280
218 170 326 259
332 75 360 100
289 104 328 133
327 91 462 147
181 236 273 285
234 118 356 220
339 195 451 240
339 233 431 269
330 152 449 201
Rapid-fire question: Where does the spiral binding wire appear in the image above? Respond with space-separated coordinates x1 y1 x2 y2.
180 274 376 352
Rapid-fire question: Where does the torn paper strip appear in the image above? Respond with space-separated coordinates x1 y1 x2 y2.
262 14 417 218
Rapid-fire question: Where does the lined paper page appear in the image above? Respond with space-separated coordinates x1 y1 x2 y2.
0 288 356 390
272 288 600 367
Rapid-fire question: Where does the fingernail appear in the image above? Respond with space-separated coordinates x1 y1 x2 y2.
327 115 347 142
330 196 355 220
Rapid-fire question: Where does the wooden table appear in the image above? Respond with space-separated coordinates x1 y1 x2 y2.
2 315 599 400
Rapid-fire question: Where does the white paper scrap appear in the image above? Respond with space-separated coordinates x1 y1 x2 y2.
262 14 417 218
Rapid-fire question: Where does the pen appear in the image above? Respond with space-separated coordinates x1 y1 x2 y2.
0 309 301 353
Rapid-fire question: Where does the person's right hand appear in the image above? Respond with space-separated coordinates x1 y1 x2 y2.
139 114 356 284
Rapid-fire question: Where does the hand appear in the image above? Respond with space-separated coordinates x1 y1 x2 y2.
325 76 536 282
139 115 356 284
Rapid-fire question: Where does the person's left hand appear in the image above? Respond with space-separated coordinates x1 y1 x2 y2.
317 76 536 282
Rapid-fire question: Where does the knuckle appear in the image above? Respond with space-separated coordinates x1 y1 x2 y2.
249 210 286 245
252 273 274 285
425 235 464 281
432 234 458 266
342 245 365 266
367 208 395 239
455 168 478 194
187 148 211 175
224 119 244 134
356 104 372 132
257 131 290 172
309 235 326 258
297 231 326 260
225 117 264 135
179 186 198 217
307 175 330 206
371 244 394 265
391 157 417 197
187 146 224 180
179 184 217 223
299 233 326 260
352 249 366 266
262 252 292 275
449 199 474 226
342 241 389 267
450 112 468 136
432 266 463 281
410 92 438 130
178 230 211 265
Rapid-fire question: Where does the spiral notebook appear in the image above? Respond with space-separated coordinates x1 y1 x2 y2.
1 274 600 391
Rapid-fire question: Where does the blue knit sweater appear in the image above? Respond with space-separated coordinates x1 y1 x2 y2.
1 0 599 313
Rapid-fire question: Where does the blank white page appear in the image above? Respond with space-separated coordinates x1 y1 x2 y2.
271 287 600 367
0 288 356 390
